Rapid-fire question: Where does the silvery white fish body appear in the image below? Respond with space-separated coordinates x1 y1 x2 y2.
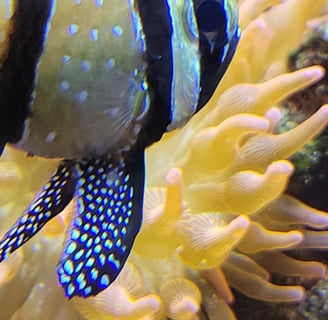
0 0 240 298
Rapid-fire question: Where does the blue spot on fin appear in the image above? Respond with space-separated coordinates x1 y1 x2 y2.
57 152 145 298
0 161 75 262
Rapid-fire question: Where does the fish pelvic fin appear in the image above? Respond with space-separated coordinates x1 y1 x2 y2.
0 161 75 262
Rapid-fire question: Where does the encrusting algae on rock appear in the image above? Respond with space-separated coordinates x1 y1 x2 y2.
2 0 328 319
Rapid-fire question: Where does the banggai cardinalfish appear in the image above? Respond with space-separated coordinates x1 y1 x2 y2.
0 0 240 298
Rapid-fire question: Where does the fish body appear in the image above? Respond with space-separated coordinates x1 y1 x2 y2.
0 0 240 298
16 0 149 158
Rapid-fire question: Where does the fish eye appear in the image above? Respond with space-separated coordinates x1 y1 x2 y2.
196 0 226 34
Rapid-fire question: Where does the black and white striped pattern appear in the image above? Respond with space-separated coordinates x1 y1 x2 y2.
135 0 240 147
0 0 54 153
0 0 239 156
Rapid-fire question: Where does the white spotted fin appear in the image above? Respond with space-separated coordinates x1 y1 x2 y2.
0 152 144 298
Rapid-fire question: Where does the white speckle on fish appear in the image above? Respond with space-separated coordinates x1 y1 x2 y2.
106 59 115 70
94 0 104 7
81 60 91 72
46 131 56 142
76 90 88 104
112 25 123 38
59 81 70 92
132 69 138 77
62 55 71 64
68 24 79 35
89 28 98 42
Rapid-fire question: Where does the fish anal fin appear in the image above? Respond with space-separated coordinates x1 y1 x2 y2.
58 152 145 298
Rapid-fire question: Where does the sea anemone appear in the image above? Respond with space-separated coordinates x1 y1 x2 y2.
1 0 328 319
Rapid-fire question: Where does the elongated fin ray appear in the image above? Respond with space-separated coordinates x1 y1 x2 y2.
57 153 144 298
0 161 75 261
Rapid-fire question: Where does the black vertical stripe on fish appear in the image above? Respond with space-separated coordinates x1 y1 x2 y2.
134 0 173 148
0 0 53 152
196 28 239 110
195 0 240 110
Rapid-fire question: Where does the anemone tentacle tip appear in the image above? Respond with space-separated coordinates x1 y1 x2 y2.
267 160 294 176
303 65 326 80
